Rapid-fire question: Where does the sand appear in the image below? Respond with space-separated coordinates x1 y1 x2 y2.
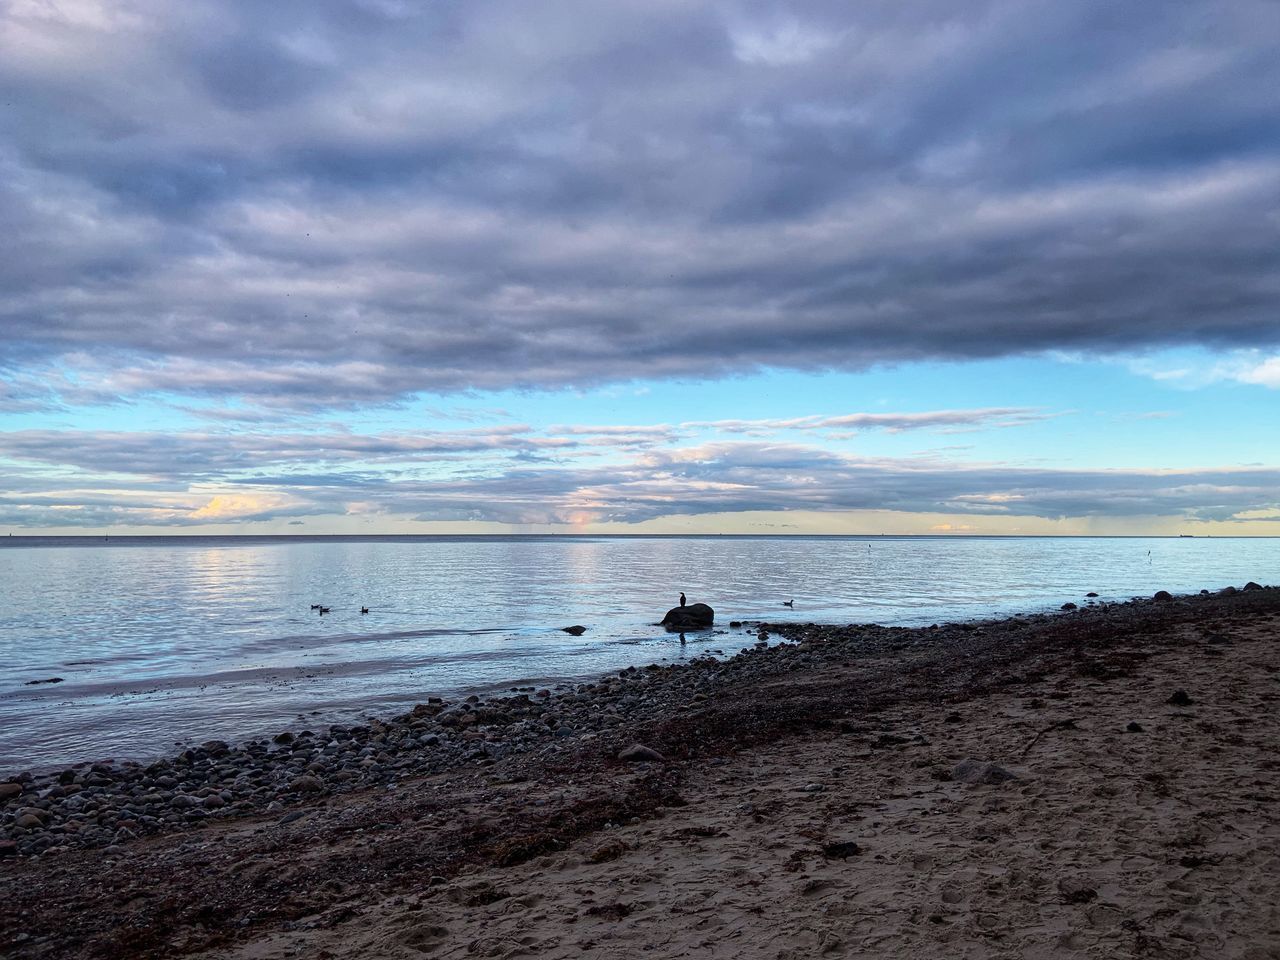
4 587 1279 959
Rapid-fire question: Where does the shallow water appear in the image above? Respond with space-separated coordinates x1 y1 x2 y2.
1 534 1276 772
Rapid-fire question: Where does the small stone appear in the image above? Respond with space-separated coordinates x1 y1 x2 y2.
589 839 630 863
1061 602 1077 611
273 731 294 745
15 813 44 829
821 841 860 859
1126 721 1144 733
290 775 325 793
1166 689 1193 707
1243 581 1263 591
1153 590 1173 602
1220 585 1238 596
0 782 22 801
1085 592 1099 598
618 744 665 763
952 759 1018 785
561 625 587 636
0 840 17 858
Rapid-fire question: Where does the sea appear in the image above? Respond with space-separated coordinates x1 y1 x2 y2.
2 534 1276 773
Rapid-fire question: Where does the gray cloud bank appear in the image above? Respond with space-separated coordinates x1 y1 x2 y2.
2 1 1279 407
1 423 1276 528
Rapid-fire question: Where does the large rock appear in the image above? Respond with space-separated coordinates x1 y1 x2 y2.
661 602 714 632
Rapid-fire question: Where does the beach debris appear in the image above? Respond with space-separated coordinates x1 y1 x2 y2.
1018 718 1078 758
1166 689 1193 706
952 759 1019 785
562 625 587 635
661 602 714 631
588 838 631 863
821 840 861 860
618 743 665 763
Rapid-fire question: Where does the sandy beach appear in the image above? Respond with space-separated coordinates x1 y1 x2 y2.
3 585 1278 959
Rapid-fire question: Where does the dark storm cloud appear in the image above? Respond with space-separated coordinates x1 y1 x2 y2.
2 0 1279 406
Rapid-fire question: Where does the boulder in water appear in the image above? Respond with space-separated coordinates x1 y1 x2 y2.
661 602 714 631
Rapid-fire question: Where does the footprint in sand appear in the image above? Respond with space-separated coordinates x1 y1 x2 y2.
396 920 450 954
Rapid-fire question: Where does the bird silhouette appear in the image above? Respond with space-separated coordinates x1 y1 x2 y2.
318 606 330 615
360 607 369 614
782 599 794 607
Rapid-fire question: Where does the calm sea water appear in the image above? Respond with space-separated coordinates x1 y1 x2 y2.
1 535 1276 772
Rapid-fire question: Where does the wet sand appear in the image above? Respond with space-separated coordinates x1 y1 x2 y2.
2 585 1278 959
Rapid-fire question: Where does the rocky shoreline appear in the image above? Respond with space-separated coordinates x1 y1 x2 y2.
0 582 1270 859
1 582 1277 958
0 617 877 857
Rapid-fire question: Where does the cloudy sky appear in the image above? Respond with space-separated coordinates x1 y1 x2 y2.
1 0 1278 535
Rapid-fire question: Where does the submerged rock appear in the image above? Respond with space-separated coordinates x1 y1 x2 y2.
562 625 587 636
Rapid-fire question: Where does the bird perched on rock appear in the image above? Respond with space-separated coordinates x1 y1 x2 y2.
679 592 686 607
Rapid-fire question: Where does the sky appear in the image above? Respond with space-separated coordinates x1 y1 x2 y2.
1 0 1278 536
